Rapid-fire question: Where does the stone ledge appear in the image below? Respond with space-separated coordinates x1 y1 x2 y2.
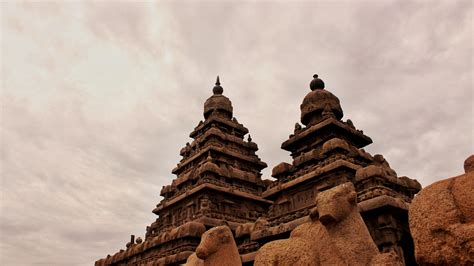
262 159 361 198
155 183 273 212
358 195 410 212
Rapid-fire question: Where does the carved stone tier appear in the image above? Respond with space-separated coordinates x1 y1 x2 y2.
96 77 270 266
172 145 266 178
151 78 269 238
282 117 372 152
189 116 249 139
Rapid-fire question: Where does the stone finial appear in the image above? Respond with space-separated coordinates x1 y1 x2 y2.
204 75 233 119
247 135 252 142
126 234 135 248
309 74 325 91
294 123 302 133
346 119 355 129
213 75 223 95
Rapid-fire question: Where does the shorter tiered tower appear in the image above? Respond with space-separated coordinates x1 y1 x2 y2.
247 75 421 264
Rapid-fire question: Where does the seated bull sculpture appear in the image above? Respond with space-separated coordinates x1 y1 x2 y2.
255 182 401 266
185 225 241 266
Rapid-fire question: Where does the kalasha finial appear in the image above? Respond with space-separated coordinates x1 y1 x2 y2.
310 73 325 91
213 75 223 95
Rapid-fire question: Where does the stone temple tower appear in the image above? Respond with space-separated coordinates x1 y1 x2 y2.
245 74 422 265
96 77 271 265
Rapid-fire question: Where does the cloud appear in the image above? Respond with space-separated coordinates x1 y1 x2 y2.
1 1 472 265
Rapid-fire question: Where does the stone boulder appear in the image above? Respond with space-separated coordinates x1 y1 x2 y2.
409 155 474 265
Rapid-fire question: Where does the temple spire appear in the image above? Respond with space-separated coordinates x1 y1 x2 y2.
213 75 223 95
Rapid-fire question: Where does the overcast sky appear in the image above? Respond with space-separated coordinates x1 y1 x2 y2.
1 1 472 265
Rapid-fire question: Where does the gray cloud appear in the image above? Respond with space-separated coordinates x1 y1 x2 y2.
1 1 472 265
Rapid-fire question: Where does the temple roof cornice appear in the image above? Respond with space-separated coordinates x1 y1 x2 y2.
172 144 267 175
281 117 372 151
262 159 361 199
154 182 273 214
190 116 249 138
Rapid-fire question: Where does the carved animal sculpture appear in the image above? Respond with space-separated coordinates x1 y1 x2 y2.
255 182 401 266
254 232 320 265
409 155 474 265
185 225 241 266
185 253 204 266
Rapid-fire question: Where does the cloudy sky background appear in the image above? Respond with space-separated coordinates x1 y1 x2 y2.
1 1 472 265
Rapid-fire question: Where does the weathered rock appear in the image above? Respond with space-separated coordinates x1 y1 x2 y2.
409 155 474 265
254 236 320 265
465 154 474 173
185 226 241 266
370 250 403 266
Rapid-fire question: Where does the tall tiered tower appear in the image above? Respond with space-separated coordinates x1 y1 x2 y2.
96 77 271 265
148 76 270 240
247 75 421 264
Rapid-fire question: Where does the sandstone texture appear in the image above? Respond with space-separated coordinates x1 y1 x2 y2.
409 155 474 265
185 225 241 266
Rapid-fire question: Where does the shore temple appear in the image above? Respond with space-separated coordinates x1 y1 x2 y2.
96 75 422 265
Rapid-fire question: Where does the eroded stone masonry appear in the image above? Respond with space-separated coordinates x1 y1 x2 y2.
96 75 422 265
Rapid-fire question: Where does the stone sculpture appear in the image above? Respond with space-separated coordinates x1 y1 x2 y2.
409 155 474 265
184 253 204 266
255 183 401 265
185 225 241 266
